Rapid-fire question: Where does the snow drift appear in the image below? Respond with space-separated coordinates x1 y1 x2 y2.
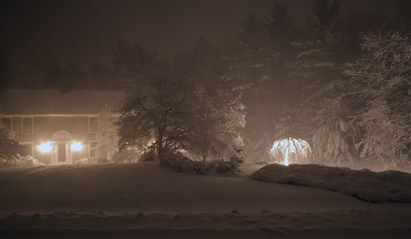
252 163 411 203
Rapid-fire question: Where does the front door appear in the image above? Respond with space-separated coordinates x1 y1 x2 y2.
58 143 66 162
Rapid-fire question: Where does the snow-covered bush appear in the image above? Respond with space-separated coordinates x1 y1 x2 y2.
214 161 240 174
0 123 28 163
252 163 411 203
160 152 194 172
0 154 40 167
138 150 156 162
74 158 96 165
160 152 241 175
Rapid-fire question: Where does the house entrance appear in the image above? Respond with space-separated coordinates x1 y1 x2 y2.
50 130 73 164
58 144 66 162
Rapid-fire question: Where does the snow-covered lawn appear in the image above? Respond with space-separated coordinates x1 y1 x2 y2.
1 162 411 238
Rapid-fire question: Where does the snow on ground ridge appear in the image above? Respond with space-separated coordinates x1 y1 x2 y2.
1 162 411 238
1 210 411 239
252 163 411 203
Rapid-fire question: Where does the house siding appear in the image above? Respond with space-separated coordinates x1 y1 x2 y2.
0 89 125 165
6 115 98 164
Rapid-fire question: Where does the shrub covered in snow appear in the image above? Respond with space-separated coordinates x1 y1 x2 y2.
0 154 40 167
0 124 29 163
74 158 96 164
252 163 411 203
160 152 241 175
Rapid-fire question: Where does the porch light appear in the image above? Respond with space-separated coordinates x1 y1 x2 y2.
37 142 52 153
71 141 83 151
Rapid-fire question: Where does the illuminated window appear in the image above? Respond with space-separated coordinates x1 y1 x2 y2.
1 117 12 130
89 116 98 133
22 117 33 134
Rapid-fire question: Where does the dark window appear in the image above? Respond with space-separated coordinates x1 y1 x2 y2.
1 117 11 130
22 117 33 134
89 117 98 133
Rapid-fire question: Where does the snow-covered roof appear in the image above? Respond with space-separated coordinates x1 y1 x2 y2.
0 89 125 115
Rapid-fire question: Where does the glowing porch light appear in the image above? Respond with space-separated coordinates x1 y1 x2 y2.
269 138 311 166
71 141 83 151
37 142 52 153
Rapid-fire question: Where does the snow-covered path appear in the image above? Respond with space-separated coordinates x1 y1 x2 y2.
1 162 410 238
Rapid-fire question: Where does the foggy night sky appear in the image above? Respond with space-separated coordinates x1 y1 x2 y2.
1 0 396 67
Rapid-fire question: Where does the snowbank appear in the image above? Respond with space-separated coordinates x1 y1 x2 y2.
1 210 411 239
252 163 411 203
1 162 411 238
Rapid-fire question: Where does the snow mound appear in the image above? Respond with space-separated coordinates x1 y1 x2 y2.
251 164 411 203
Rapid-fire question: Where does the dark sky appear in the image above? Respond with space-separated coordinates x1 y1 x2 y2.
1 0 396 68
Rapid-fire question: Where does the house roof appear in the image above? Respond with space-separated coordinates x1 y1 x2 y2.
0 89 125 115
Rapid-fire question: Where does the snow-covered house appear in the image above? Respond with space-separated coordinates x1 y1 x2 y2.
0 89 125 164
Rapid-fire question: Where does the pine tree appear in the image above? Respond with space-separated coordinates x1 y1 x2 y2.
276 0 361 165
312 97 358 165
112 38 157 92
345 32 411 166
0 124 28 162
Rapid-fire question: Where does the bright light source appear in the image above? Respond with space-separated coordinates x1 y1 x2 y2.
37 142 52 153
269 138 311 166
71 142 83 151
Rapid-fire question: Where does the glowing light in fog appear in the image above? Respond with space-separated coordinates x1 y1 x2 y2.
269 138 311 165
71 142 83 151
37 142 52 153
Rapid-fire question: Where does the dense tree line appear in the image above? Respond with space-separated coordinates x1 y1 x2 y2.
2 0 411 167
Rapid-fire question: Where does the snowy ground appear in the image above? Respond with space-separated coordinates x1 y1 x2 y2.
1 162 411 238
252 163 411 203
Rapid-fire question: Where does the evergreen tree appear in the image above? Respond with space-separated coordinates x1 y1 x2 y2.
0 124 28 162
112 38 157 92
277 0 360 164
88 61 115 90
42 59 86 89
0 52 11 93
345 32 411 167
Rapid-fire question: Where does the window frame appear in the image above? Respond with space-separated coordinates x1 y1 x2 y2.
22 117 33 134
1 117 12 131
88 116 98 133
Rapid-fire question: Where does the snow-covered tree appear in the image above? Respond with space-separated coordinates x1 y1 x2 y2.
0 123 28 162
189 87 246 161
312 97 358 165
117 77 196 161
345 32 411 166
94 105 119 161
